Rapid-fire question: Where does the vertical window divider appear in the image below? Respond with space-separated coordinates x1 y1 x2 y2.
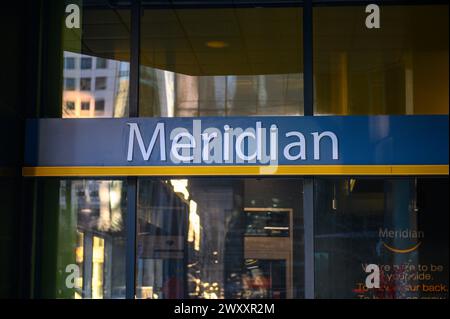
125 0 141 300
129 0 141 117
126 176 138 299
303 0 315 299
303 178 315 299
303 0 314 116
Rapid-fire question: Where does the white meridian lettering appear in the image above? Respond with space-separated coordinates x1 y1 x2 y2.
127 120 340 164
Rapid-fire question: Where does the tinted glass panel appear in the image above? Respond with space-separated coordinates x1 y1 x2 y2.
313 5 449 115
139 4 304 116
136 178 305 299
41 0 131 118
35 179 127 299
314 178 449 299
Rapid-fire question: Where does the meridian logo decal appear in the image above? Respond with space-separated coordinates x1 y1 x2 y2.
382 241 422 254
379 228 424 254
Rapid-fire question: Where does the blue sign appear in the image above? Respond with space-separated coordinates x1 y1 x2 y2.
24 115 448 167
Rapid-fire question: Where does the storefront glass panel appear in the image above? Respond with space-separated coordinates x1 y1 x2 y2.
136 178 305 299
313 5 449 115
139 3 304 116
41 0 131 118
314 178 449 299
35 179 127 298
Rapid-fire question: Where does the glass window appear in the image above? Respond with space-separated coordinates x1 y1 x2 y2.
64 78 76 91
64 57 75 69
95 99 105 112
136 178 305 299
80 78 91 91
139 4 304 117
34 179 127 298
96 57 108 69
51 1 131 118
314 178 449 299
95 77 107 90
81 57 92 70
81 101 90 111
313 5 449 115
65 101 75 111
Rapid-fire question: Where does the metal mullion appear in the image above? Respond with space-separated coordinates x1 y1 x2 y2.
129 0 141 118
303 178 315 298
303 0 314 116
125 0 141 300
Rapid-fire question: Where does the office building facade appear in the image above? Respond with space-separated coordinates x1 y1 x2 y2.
0 0 448 299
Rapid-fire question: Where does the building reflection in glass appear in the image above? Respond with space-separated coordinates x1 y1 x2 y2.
58 180 127 299
62 52 130 118
58 0 131 118
140 68 303 117
139 6 304 117
136 178 305 299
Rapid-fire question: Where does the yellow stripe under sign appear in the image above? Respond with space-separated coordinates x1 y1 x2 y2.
21 165 449 177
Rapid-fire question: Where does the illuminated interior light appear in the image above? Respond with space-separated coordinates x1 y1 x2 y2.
206 41 228 49
263 226 289 230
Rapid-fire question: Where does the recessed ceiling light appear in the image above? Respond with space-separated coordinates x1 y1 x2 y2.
206 41 228 49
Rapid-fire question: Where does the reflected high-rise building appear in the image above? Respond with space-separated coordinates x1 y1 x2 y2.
62 52 129 118
140 66 304 117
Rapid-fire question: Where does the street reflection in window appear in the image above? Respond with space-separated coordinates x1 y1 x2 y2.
46 180 127 298
136 178 304 299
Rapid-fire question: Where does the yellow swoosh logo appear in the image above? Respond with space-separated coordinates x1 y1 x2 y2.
383 241 422 253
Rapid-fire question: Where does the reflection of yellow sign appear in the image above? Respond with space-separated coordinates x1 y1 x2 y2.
383 241 421 254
